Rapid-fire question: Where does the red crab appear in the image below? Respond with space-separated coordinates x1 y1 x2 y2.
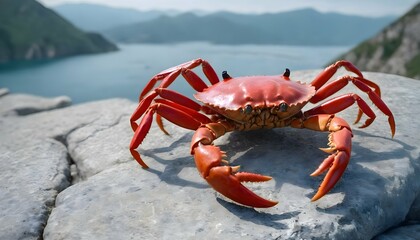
129 59 395 208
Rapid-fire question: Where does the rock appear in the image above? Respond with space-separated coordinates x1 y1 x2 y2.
0 139 70 239
0 98 135 177
337 3 420 80
0 88 9 97
406 194 420 222
0 93 71 117
374 224 420 240
0 71 419 239
0 97 135 239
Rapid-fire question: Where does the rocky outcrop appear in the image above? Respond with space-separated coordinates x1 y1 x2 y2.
374 225 420 240
0 0 117 64
0 88 9 97
0 70 419 239
0 92 71 117
337 3 420 80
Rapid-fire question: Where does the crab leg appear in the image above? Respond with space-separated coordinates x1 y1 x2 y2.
310 76 381 103
310 75 384 129
130 88 205 132
290 114 352 201
305 93 395 137
130 102 210 168
130 92 158 132
139 58 219 100
310 60 364 90
190 122 278 208
153 88 208 134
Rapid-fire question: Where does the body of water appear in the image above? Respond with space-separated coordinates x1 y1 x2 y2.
0 43 351 103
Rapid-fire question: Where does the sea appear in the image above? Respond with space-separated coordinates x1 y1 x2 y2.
0 42 351 104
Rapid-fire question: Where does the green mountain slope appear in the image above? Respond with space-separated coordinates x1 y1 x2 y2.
336 3 420 79
0 0 117 64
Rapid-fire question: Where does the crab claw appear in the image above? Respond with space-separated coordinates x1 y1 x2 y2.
310 150 350 201
193 143 278 208
291 114 353 201
310 117 352 201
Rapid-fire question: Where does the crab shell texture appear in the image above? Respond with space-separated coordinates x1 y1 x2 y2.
194 75 316 123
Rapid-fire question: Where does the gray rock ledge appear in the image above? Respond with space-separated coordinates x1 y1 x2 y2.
0 93 71 117
0 70 419 240
0 88 9 97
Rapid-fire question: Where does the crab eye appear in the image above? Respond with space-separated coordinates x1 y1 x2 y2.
279 103 288 112
244 105 253 114
222 71 231 80
283 68 290 78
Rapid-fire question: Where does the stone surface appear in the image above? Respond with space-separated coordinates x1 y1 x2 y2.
0 88 9 97
1 71 419 239
406 194 420 222
0 98 135 240
374 225 420 240
0 93 71 117
0 139 70 239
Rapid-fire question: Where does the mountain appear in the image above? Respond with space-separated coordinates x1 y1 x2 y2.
104 8 395 46
53 3 180 31
104 13 263 44
336 3 420 79
0 0 117 64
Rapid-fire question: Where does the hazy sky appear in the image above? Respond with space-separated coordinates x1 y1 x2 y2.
39 0 419 16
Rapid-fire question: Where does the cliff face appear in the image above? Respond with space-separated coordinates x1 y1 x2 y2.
338 3 420 79
0 0 117 64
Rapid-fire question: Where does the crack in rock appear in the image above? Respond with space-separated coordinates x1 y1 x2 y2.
69 113 128 149
52 118 103 183
64 113 135 181
0 96 136 240
0 138 71 239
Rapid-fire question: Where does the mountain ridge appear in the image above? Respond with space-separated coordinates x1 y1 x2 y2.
102 8 395 46
53 3 181 31
52 3 397 46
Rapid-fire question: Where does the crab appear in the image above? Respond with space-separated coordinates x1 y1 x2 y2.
129 59 395 208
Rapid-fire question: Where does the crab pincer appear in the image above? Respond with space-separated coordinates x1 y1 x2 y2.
191 136 278 208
